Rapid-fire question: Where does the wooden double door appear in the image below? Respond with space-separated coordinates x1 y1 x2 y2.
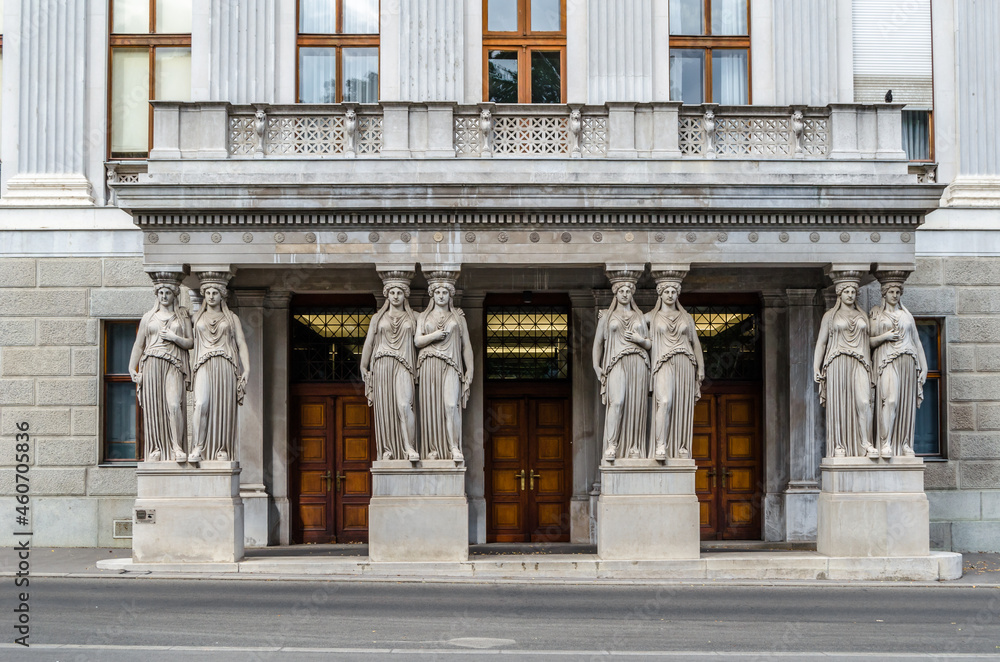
692 389 763 540
291 386 375 543
485 385 572 542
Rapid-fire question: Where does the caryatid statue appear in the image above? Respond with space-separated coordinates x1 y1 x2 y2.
645 271 705 460
361 269 421 462
593 269 651 462
190 272 250 463
415 270 474 464
129 272 193 462
814 271 875 458
869 270 928 457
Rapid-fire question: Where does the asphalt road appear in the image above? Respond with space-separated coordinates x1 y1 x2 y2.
4 579 1000 661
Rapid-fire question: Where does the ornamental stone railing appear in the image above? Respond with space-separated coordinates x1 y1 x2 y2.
148 101 909 163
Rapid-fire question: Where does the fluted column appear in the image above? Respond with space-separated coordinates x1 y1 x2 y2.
1 0 94 204
941 0 1000 205
194 0 278 104
770 0 850 106
587 0 655 104
392 0 465 101
785 288 823 541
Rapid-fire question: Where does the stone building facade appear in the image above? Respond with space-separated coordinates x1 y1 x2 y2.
1 0 998 553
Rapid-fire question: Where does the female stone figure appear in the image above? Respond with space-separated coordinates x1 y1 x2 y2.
190 274 250 463
593 272 651 462
129 274 193 462
813 273 875 458
869 273 927 457
644 274 705 460
415 273 474 463
361 273 420 462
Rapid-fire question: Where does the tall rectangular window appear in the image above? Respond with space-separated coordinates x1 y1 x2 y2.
852 0 933 160
669 0 750 104
484 0 566 103
109 0 192 159
914 319 943 457
297 0 380 103
103 321 142 463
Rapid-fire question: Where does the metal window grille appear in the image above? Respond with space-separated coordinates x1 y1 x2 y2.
485 306 570 380
291 306 374 382
688 305 761 381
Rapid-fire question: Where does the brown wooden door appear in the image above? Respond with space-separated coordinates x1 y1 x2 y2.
485 390 571 542
693 391 763 540
291 388 375 543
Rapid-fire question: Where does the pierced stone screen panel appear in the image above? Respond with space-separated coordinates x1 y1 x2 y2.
486 306 570 380
688 305 761 381
291 306 375 382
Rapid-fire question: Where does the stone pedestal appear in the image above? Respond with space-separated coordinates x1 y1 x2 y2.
817 457 929 557
132 461 245 563
368 461 469 562
597 459 700 560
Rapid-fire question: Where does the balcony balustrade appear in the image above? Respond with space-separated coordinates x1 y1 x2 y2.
146 101 910 163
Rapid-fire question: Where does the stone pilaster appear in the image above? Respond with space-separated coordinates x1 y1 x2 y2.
460 291 486 544
1 0 94 205
231 288 268 547
263 289 292 545
785 288 822 541
569 291 600 543
761 290 790 542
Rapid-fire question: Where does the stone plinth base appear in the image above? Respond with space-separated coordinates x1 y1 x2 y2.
132 461 245 563
597 459 699 560
368 462 468 562
817 456 929 558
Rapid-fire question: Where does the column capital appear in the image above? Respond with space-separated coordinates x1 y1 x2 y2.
264 290 293 309
568 291 596 308
786 288 819 306
760 290 788 308
231 288 268 308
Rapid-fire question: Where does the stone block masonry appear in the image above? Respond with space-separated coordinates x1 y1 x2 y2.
0 256 149 548
912 255 1000 553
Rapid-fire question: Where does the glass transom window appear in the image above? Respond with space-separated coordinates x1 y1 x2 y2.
292 305 375 382
486 306 570 380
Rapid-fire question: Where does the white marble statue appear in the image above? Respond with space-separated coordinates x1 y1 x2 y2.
593 271 651 462
361 271 421 462
645 273 705 460
190 273 250 463
415 272 474 463
814 272 875 458
129 273 193 462
869 272 928 457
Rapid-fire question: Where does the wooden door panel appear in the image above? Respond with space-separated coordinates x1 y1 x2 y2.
335 395 375 543
486 398 529 542
693 396 718 539
492 469 520 495
492 435 521 461
293 397 335 543
720 393 763 540
486 392 571 543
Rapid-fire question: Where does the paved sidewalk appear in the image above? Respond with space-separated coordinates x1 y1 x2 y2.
3 544 999 585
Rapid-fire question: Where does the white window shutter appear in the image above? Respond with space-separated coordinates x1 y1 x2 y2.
852 0 933 106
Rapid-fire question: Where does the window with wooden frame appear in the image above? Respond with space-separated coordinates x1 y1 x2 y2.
914 318 944 457
103 321 142 463
297 0 380 103
109 0 192 159
483 0 566 103
669 0 750 105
